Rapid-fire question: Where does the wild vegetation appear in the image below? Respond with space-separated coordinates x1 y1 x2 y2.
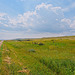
0 36 75 75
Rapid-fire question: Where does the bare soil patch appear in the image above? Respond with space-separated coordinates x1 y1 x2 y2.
3 56 11 64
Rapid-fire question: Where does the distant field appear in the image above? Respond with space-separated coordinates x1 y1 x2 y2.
0 36 75 75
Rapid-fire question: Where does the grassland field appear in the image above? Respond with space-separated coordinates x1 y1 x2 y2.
0 36 75 75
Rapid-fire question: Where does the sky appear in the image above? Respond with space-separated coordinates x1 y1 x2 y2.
0 0 75 40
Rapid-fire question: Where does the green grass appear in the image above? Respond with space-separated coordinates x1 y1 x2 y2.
0 44 3 63
0 36 75 75
0 43 3 73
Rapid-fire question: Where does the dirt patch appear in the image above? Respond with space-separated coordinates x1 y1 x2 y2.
18 62 22 65
17 68 30 75
0 41 3 47
4 56 11 64
6 50 9 52
13 52 17 57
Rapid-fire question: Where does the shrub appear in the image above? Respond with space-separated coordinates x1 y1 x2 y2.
51 40 55 43
29 49 36 52
34 42 38 44
38 43 44 45
26 39 31 41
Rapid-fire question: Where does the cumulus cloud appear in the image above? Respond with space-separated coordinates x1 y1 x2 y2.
0 3 74 34
0 13 7 17
0 13 7 20
61 18 71 25
35 3 52 10
61 18 75 29
70 20 75 29
0 13 9 27
62 2 75 12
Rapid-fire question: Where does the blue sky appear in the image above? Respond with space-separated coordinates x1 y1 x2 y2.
0 0 75 39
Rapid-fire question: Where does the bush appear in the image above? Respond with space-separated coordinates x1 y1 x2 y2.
38 43 44 45
26 39 31 41
34 42 38 44
29 49 36 52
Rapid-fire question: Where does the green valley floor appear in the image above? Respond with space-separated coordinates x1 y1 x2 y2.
0 36 75 75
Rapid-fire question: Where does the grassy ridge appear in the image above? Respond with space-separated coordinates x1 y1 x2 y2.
0 36 75 75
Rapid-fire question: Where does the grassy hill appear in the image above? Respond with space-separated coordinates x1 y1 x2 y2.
0 36 75 75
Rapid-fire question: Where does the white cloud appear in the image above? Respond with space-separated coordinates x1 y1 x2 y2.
0 3 74 34
70 20 75 29
61 18 71 25
35 3 52 10
0 31 64 40
3 24 9 27
0 3 75 39
0 13 7 20
61 18 75 29
62 2 75 12
1 29 8 32
0 13 7 17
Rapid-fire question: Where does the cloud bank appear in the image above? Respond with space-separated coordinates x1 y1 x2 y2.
0 3 75 38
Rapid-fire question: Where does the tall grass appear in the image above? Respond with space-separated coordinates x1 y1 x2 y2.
0 36 75 75
0 44 3 73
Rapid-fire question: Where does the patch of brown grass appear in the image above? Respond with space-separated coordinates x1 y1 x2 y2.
3 56 11 64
